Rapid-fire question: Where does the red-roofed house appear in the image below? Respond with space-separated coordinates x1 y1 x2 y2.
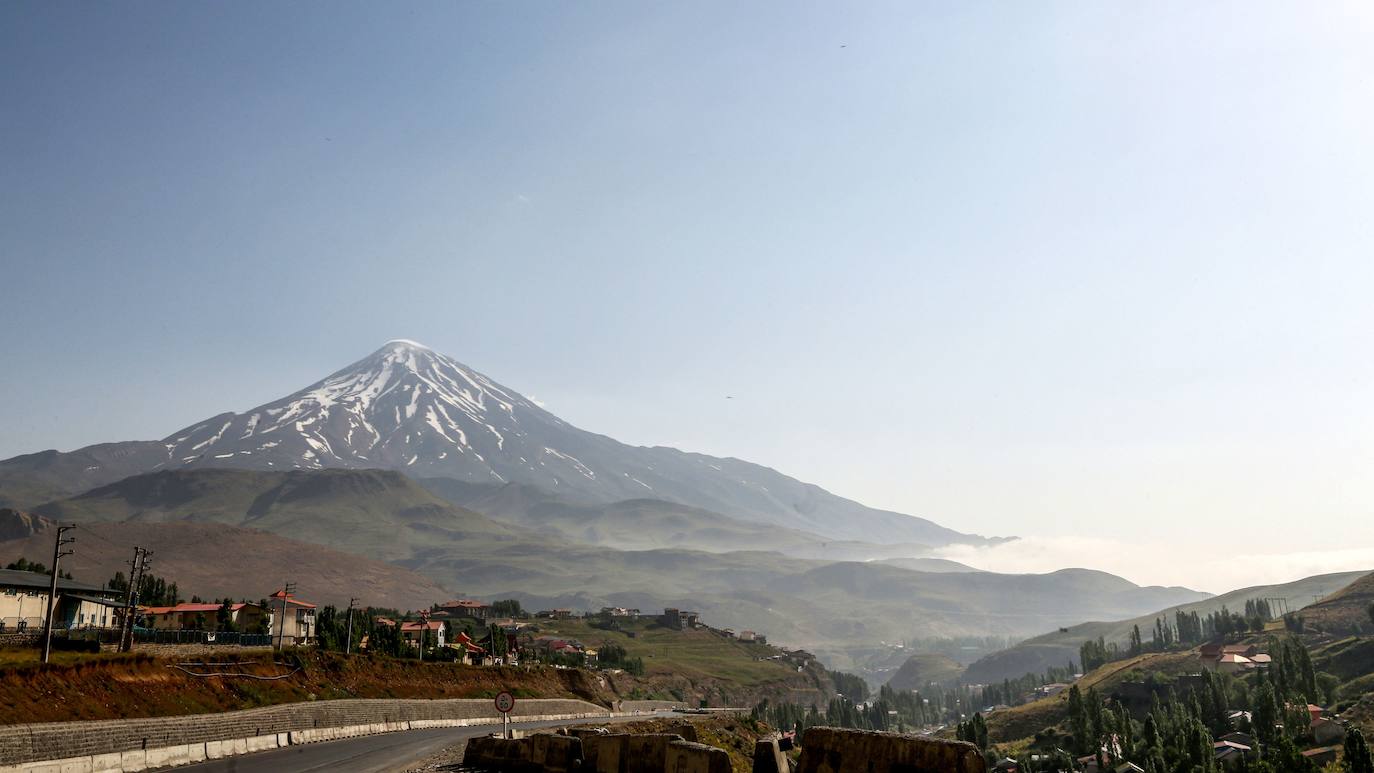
268 588 317 645
145 602 268 632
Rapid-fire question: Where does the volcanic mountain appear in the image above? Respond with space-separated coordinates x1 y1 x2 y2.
3 340 998 546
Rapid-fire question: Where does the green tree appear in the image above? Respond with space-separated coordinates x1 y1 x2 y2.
490 599 525 618
215 599 237 632
1067 685 1089 754
1253 681 1278 745
1347 728 1374 773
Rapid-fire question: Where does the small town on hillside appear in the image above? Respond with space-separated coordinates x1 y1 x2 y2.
4 544 1374 772
0 557 794 670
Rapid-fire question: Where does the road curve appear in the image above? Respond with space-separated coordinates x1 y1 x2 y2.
175 712 677 773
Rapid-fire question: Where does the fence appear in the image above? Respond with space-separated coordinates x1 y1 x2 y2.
38 627 274 648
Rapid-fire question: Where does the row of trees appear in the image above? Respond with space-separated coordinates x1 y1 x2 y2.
5 556 73 579
1080 598 1286 674
107 569 180 608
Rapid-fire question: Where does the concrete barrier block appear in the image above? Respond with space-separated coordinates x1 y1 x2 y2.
118 750 146 772
276 732 290 747
666 740 732 773
753 738 789 773
796 727 984 773
57 757 95 773
89 752 122 773
584 733 685 773
187 744 206 764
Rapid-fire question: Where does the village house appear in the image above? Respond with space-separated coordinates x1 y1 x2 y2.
1311 716 1346 745
1212 740 1254 767
439 599 492 620
1301 747 1339 767
451 630 488 664
599 607 640 618
661 608 700 630
0 569 123 632
1199 643 1269 674
267 588 317 645
399 620 445 650
143 601 268 632
536 608 574 620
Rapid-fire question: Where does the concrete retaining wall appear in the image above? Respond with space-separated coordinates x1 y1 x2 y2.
0 698 610 771
467 732 731 773
796 726 984 773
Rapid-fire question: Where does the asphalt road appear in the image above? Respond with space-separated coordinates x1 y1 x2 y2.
176 712 676 773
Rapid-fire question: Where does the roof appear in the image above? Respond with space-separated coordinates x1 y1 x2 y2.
1217 654 1251 663
64 594 127 608
440 599 488 608
0 569 109 595
268 589 316 609
147 602 255 614
400 621 444 632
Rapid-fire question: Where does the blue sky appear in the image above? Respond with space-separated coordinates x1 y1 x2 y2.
3 2 1373 588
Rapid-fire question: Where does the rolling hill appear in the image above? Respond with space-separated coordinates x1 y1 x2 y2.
417 477 933 561
0 509 450 610
962 570 1370 683
885 653 966 690
25 467 1204 673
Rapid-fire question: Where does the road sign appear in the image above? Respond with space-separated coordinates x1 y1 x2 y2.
495 691 515 714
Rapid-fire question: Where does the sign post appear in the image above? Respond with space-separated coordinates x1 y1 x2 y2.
495 690 515 739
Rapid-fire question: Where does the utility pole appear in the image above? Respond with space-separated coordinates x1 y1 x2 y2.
120 548 152 653
345 597 358 655
276 582 296 649
118 548 141 653
40 525 76 664
418 611 430 663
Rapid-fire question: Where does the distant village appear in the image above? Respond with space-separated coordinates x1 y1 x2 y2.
0 562 796 669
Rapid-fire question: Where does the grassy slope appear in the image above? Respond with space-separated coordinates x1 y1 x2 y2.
885 653 965 690
1299 571 1374 635
530 617 801 688
0 514 452 610
964 571 1370 684
34 468 529 562
983 650 1200 744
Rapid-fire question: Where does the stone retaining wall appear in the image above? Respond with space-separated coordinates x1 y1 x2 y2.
795 726 985 773
0 697 608 767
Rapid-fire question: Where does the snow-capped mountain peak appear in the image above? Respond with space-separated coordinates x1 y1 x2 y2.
161 341 560 480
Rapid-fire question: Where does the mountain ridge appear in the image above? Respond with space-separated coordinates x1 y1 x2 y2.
1 340 1004 548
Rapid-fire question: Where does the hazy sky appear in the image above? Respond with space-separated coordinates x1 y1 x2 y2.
3 2 1373 591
